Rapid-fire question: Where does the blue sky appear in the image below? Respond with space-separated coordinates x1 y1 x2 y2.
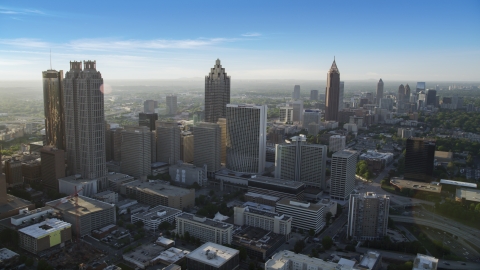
0 0 479 80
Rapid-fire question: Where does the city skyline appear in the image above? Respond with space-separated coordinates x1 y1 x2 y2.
0 1 479 81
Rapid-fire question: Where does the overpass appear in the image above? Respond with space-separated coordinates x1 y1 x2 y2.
390 215 480 250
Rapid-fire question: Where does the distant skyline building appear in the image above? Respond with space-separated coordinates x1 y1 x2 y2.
143 100 158 113
324 59 340 121
279 106 294 124
42 69 65 150
193 122 221 175
404 138 436 182
226 104 267 174
205 59 230 123
302 109 321 128
330 149 358 200
166 95 177 115
155 120 181 165
348 192 390 240
416 82 426 93
291 100 304 123
217 118 227 164
64 61 107 190
404 84 411 102
310 90 319 101
292 85 301 100
376 79 384 105
426 89 437 107
397 84 405 103
120 126 151 179
138 113 158 131
338 81 345 111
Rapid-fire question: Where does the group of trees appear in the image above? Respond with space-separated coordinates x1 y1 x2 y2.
435 137 480 156
387 261 413 270
433 199 480 229
177 231 202 247
356 160 373 180
424 110 480 133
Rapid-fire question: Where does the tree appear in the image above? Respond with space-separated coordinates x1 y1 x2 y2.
159 221 171 231
239 246 247 261
184 231 191 242
135 220 144 228
345 245 356 252
294 240 306 253
298 228 304 235
37 259 54 270
325 212 333 225
311 248 319 258
25 257 34 267
322 236 333 250
309 228 315 237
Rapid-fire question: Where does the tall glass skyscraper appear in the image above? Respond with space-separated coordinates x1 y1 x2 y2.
42 69 65 150
325 59 340 121
205 59 230 123
376 78 384 105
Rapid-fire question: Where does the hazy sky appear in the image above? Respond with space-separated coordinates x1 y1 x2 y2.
0 0 479 81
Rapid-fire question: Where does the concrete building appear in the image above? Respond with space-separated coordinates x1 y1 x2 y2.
279 106 294 124
123 180 195 210
180 131 194 163
291 101 304 123
131 205 182 232
329 135 346 152
58 174 101 197
106 173 135 193
226 104 267 174
106 126 123 162
21 160 41 184
265 250 344 270
42 69 65 151
217 118 227 164
248 177 305 201
325 59 341 121
186 242 239 270
413 254 438 270
40 146 65 191
169 163 207 187
244 192 280 207
176 213 233 245
357 251 382 270
275 135 327 189
139 113 158 131
144 100 158 113
339 81 345 111
193 122 221 174
397 128 414 139
0 175 35 219
232 226 285 261
64 61 107 191
292 85 300 100
156 120 181 165
379 98 393 111
302 110 321 128
276 198 325 233
0 248 19 269
5 159 23 187
359 150 394 171
310 90 319 101
330 150 358 201
404 138 436 182
205 59 230 123
120 126 151 178
376 79 384 105
18 218 71 254
347 192 390 240
46 195 116 236
234 204 292 237
166 95 178 115
92 190 118 204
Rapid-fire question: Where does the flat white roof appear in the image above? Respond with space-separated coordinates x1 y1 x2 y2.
18 218 71 239
186 242 239 267
0 248 18 260
456 188 480 202
440 179 477 188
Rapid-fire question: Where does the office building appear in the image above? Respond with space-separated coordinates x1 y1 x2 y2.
205 59 230 123
347 192 390 240
193 122 221 174
404 138 436 182
232 226 285 261
279 106 294 124
376 79 384 105
266 251 341 270
329 135 346 152
120 126 151 178
302 109 321 128
426 89 437 107
0 248 19 269
40 146 65 191
46 195 116 236
379 98 393 111
310 90 319 101
292 101 304 123
397 84 405 103
18 218 72 254
292 85 300 100
92 190 118 204
139 113 158 131
339 81 345 111
404 84 411 102
413 254 438 270
186 242 239 270
276 198 325 233
330 149 358 200
144 100 158 113
106 172 135 192
166 95 178 115
131 205 182 232
359 150 394 171
275 135 327 189
169 163 207 187
123 180 195 210
42 69 65 150
156 120 181 164
416 82 426 93
106 126 123 162
226 104 267 174
234 204 292 237
247 176 305 201
325 59 341 121
176 213 233 245
217 118 227 164
64 61 107 190
5 159 22 187
21 160 41 184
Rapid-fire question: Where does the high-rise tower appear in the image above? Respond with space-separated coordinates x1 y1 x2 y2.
404 84 411 103
205 59 230 123
42 69 65 150
292 85 301 100
324 59 340 121
404 138 435 182
376 79 384 105
397 84 405 103
64 61 108 190
338 81 345 111
166 95 178 115
330 149 358 201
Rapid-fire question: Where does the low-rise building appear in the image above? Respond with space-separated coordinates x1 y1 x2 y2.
248 177 305 201
91 224 117 239
357 251 382 270
412 253 438 270
93 190 118 204
455 187 480 203
152 247 189 266
232 227 285 260
106 173 135 193
265 250 351 270
176 213 233 245
244 192 280 207
122 243 169 269
234 204 292 238
18 218 72 254
169 163 207 187
155 236 175 248
276 199 325 233
317 198 337 218
359 150 394 171
131 205 182 232
0 248 19 269
186 242 240 270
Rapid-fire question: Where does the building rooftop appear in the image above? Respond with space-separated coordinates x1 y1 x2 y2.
360 150 393 160
440 179 477 188
266 251 342 270
277 198 324 211
413 253 438 270
152 247 189 264
18 218 71 239
0 194 34 219
333 149 358 158
92 224 117 235
116 199 138 208
58 175 99 187
124 180 194 197
132 205 182 221
186 242 239 267
456 188 480 203
390 178 442 193
233 227 285 252
106 172 134 182
177 213 233 230
248 176 305 189
358 251 381 269
93 190 117 197
244 192 279 202
46 195 114 217
156 236 175 246
0 248 18 261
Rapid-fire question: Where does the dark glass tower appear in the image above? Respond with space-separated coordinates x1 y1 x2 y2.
205 59 230 123
397 84 405 103
139 112 158 131
376 79 384 105
404 138 436 182
404 84 411 102
426 89 437 106
324 59 340 121
42 69 65 150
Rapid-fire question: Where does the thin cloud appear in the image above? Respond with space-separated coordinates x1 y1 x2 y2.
0 7 47 16
242 32 261 37
0 38 50 48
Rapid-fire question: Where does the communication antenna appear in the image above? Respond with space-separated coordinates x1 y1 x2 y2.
50 49 52 70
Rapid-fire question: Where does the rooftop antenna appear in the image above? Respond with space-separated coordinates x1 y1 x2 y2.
50 49 52 70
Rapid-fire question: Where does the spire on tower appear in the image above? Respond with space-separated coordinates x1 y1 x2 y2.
50 49 52 70
329 57 339 73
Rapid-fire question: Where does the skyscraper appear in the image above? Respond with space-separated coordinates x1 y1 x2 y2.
205 59 230 123
376 79 384 105
155 120 181 165
302 110 321 128
42 69 65 150
310 90 319 101
279 106 294 124
404 84 411 103
291 100 304 123
292 85 301 100
325 59 340 121
139 113 158 131
426 89 437 106
193 122 221 175
397 84 405 103
40 146 65 192
121 126 151 179
275 135 327 189
166 95 178 115
144 100 158 113
416 82 426 93
338 81 345 111
226 104 267 174
217 118 227 164
64 61 108 190
347 192 389 240
404 138 435 182
330 149 358 200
